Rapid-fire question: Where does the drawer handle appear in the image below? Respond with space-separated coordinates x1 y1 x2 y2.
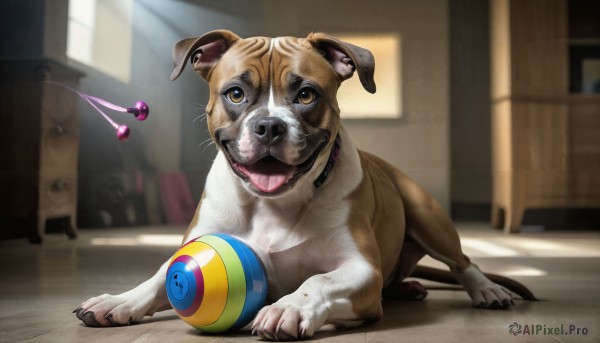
46 179 72 204
51 124 65 136
50 180 70 192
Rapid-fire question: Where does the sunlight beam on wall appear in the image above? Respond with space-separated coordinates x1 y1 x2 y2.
335 34 402 119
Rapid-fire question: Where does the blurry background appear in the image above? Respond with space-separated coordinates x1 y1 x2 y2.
0 0 599 241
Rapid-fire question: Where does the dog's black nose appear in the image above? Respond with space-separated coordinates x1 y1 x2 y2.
253 117 287 143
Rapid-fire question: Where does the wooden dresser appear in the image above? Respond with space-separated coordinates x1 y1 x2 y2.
490 0 600 232
0 59 82 242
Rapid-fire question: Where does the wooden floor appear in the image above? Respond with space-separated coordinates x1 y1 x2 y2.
1 223 599 343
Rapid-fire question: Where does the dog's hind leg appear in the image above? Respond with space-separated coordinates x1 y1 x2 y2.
382 239 429 300
394 171 514 309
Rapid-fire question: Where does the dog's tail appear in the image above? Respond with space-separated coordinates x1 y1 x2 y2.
410 265 538 301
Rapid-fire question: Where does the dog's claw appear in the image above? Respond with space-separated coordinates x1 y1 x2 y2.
75 308 86 320
502 299 512 308
82 311 102 327
73 307 82 314
262 326 275 341
276 330 296 341
104 313 117 326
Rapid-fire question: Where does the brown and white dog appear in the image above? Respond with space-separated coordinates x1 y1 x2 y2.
75 30 534 340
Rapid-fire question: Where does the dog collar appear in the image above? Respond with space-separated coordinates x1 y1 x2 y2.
314 135 341 188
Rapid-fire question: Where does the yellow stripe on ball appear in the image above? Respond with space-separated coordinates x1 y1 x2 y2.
174 241 228 328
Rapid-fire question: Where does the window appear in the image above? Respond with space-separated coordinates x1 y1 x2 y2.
67 0 133 83
335 34 402 119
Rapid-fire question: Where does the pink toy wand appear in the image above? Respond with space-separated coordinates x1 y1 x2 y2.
43 81 149 140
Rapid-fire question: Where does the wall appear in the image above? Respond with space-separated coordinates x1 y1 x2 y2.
120 0 452 211
258 0 452 210
0 0 69 62
449 0 492 218
43 0 454 224
74 0 261 225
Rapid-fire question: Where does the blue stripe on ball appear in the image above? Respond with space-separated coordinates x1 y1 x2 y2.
166 261 198 311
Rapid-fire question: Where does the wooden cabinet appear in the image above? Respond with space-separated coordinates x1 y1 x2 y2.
0 59 82 242
490 0 600 232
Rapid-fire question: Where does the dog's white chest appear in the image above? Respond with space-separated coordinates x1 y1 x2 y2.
252 237 324 300
243 203 328 299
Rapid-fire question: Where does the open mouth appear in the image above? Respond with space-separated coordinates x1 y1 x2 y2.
227 143 326 194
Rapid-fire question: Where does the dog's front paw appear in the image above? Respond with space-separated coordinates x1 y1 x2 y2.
74 294 145 327
468 284 514 309
251 298 327 341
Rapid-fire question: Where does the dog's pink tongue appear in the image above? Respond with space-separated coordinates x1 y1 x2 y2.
239 159 296 193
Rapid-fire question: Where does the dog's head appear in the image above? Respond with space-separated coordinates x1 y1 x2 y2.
171 30 375 197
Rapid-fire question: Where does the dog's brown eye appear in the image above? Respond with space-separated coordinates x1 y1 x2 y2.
226 87 245 104
297 88 317 105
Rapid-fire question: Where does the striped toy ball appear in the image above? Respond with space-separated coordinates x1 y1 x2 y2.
166 233 268 333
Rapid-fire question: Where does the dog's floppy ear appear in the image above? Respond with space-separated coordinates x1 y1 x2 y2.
307 33 376 94
171 29 241 81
